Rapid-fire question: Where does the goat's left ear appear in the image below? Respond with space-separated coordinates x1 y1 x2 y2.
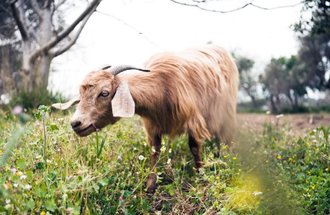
52 96 80 110
111 82 135 117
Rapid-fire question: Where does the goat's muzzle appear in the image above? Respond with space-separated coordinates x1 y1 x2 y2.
70 120 96 137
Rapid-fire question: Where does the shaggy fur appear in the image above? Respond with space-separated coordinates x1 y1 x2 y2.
122 45 239 144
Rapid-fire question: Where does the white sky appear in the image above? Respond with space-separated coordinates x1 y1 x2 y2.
50 0 302 98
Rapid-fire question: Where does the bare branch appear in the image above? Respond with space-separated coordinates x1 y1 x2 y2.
51 11 93 57
10 0 28 40
30 0 43 17
0 3 13 16
169 0 302 13
43 0 51 9
30 0 102 62
55 0 66 10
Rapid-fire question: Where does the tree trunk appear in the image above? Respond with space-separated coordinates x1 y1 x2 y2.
8 0 102 94
287 93 295 109
19 52 53 93
33 54 52 90
18 6 53 92
19 41 34 92
270 94 278 113
249 93 258 108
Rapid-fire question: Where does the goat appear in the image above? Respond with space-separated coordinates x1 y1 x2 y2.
53 45 239 193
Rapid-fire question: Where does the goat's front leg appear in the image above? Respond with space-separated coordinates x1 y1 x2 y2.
146 133 161 194
188 135 203 169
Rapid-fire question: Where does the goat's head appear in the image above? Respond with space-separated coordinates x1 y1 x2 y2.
52 65 149 136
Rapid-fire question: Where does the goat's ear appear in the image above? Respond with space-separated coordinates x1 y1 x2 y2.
52 96 80 110
111 82 135 117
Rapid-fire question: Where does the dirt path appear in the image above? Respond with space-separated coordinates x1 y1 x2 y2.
238 113 330 135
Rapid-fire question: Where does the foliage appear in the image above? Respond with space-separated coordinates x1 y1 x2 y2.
237 99 267 113
0 109 329 214
297 33 330 90
260 56 308 113
235 55 260 108
9 89 64 111
294 0 330 35
293 0 330 90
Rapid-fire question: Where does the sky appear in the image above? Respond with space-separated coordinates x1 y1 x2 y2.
50 0 302 98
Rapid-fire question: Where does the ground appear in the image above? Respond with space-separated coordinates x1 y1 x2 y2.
238 113 330 135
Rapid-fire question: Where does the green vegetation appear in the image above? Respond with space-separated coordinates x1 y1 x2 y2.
8 89 65 111
0 108 329 214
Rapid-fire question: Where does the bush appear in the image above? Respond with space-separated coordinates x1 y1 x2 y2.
9 89 65 111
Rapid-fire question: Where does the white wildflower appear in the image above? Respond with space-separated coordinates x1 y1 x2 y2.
12 105 23 115
13 183 18 188
276 114 284 119
20 174 27 180
10 168 17 174
253 191 263 196
4 204 12 210
138 155 145 161
29 141 37 146
24 184 32 190
5 199 10 204
161 146 166 152
167 158 171 165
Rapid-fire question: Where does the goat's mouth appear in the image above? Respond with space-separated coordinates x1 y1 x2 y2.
73 124 96 137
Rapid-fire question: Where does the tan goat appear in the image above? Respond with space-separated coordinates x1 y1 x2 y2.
53 45 239 193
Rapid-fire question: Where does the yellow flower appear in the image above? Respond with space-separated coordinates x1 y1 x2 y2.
277 155 282 160
40 211 46 215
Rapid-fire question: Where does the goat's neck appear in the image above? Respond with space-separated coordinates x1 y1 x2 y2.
118 73 165 117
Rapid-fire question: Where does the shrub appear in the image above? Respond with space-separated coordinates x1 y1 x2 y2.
9 89 64 111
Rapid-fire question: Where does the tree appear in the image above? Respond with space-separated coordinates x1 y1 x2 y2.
0 0 102 93
260 56 308 113
298 34 330 89
293 0 330 90
235 55 259 108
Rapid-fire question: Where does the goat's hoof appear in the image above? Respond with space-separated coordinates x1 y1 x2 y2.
146 173 157 194
195 161 203 170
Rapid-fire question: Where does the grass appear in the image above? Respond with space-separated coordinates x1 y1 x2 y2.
0 107 329 214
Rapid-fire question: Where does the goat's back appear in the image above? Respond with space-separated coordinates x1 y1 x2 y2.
145 45 239 143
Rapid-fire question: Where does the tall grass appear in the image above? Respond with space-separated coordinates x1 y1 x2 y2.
0 108 329 214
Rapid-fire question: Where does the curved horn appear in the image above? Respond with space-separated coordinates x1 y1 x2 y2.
101 65 111 70
108 65 150 76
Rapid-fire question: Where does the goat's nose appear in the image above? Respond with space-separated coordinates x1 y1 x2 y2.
71 120 81 129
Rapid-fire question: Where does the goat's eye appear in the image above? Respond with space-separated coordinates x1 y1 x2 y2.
99 90 110 97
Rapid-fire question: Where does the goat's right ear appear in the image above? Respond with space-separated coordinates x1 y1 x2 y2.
111 82 135 117
52 96 80 110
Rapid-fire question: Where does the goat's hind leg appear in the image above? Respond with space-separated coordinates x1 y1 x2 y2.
188 135 203 170
146 133 161 194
